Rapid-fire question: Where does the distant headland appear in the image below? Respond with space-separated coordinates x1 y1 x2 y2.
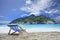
9 15 56 24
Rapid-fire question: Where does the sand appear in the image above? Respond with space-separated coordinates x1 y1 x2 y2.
0 32 60 40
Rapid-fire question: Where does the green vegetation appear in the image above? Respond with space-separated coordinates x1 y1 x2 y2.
10 15 56 24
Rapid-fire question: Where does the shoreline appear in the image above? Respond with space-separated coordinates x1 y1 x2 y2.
0 27 60 33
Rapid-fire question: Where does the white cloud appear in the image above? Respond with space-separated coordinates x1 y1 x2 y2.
20 0 52 16
54 10 60 13
44 9 60 14
0 21 11 24
12 9 16 11
55 16 60 20
21 14 29 17
0 16 4 18
54 16 60 23
26 0 32 4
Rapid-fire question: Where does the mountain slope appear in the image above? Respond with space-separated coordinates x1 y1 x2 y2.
10 15 56 24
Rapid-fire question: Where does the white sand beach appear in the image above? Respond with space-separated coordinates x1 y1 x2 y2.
0 27 60 40
0 32 60 40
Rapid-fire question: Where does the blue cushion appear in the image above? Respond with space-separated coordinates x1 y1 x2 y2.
11 26 23 32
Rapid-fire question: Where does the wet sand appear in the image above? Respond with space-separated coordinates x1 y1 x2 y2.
0 32 60 40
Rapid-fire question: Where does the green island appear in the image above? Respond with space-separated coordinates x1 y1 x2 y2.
10 15 56 24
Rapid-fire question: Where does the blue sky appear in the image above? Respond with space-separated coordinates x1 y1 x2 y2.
0 0 60 23
0 0 26 21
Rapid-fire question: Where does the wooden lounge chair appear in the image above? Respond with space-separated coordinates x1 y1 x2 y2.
7 24 26 35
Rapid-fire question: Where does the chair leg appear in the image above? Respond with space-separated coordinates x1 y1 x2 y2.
8 28 11 35
10 31 16 35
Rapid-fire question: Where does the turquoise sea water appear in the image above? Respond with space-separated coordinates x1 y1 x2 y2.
0 24 60 29
0 24 60 32
19 24 60 29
